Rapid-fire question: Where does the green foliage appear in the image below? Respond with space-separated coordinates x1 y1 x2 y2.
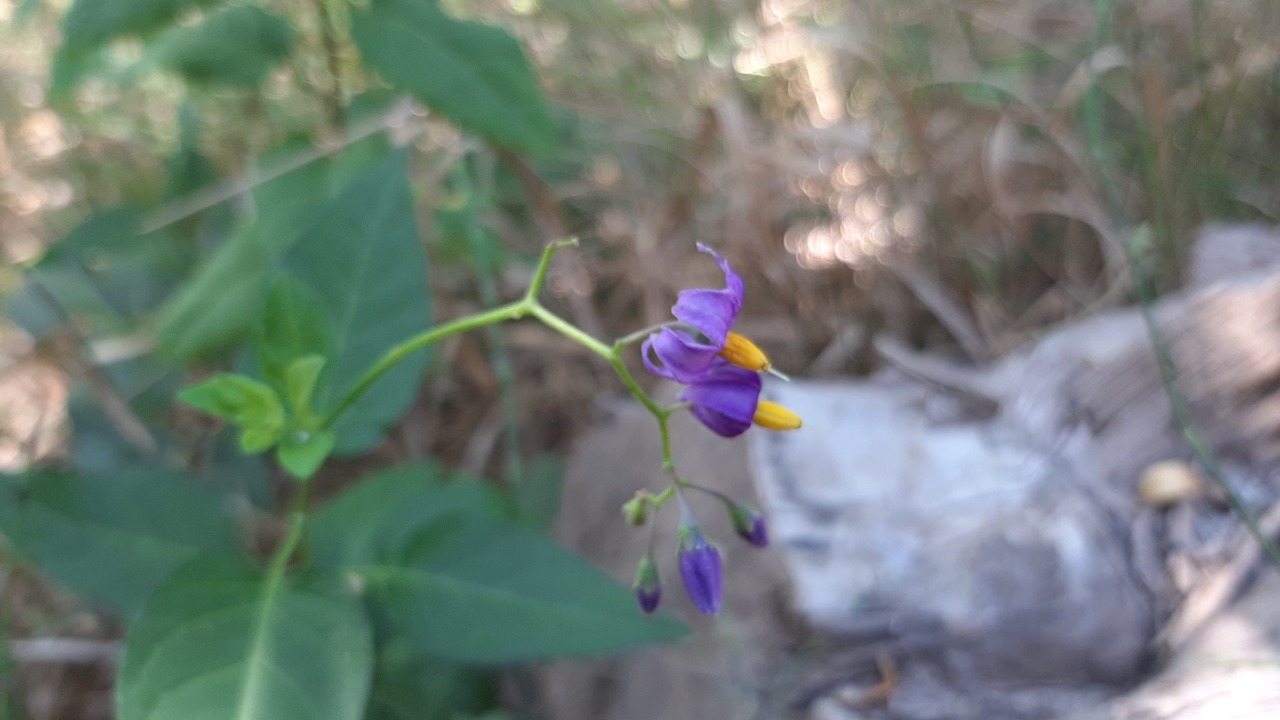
142 5 295 88
313 463 687 663
275 429 336 481
117 556 373 720
257 277 335 394
179 374 286 453
513 453 565 529
351 0 558 155
285 151 432 453
358 518 686 662
0 469 238 617
11 1 687 716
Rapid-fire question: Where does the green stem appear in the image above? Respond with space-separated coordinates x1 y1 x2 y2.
524 238 580 304
529 304 613 359
265 510 306 581
320 301 528 427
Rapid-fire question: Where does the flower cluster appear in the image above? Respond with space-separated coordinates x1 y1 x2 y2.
642 244 801 437
631 245 799 615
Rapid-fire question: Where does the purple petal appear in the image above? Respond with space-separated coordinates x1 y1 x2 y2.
669 245 744 348
678 537 723 614
643 328 720 382
672 289 738 348
696 243 745 313
681 362 762 438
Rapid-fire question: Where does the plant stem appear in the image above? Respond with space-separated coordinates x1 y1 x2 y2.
265 510 306 581
320 300 529 427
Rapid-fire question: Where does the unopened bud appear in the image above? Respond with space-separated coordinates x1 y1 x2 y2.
677 525 723 614
622 493 650 526
632 552 661 614
728 503 769 548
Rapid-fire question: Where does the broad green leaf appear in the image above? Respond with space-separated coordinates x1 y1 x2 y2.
156 139 388 361
310 461 506 570
513 453 564 529
178 374 285 453
286 152 431 453
351 0 557 156
368 641 496 720
356 519 688 663
275 430 336 481
256 275 334 394
143 5 294 88
0 468 236 617
118 556 372 720
38 205 143 267
59 0 223 50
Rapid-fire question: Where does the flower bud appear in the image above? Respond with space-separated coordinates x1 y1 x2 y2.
752 400 802 431
622 493 650 526
677 527 723 614
719 332 772 372
632 552 661 614
727 503 769 548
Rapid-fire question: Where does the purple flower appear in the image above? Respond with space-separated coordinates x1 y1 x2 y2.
728 504 769 548
632 552 661 614
681 361 762 438
640 243 802 438
643 244 750 383
677 527 723 614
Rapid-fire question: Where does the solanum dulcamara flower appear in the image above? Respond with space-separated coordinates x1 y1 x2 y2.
643 244 802 438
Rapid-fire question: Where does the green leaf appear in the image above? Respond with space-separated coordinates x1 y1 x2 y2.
0 468 236 617
351 0 557 156
357 519 687 662
310 461 507 570
143 5 294 87
512 453 564 529
285 355 327 418
286 151 431 453
275 430 336 481
178 374 285 453
38 205 143 267
59 0 222 51
155 138 394 362
257 275 335 394
367 641 496 720
118 555 373 720
154 140 363 362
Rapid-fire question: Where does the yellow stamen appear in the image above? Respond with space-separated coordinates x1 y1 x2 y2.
720 332 771 372
753 401 802 431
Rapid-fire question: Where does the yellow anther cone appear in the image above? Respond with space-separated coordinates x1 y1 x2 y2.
719 332 771 372
753 401 802 430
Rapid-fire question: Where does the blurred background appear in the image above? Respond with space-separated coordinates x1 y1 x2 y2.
2 0 1279 717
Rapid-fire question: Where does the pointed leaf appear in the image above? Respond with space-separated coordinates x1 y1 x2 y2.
351 0 557 155
118 556 373 720
143 5 294 88
286 152 431 453
178 374 286 453
356 519 688 663
256 274 334 394
0 469 236 617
